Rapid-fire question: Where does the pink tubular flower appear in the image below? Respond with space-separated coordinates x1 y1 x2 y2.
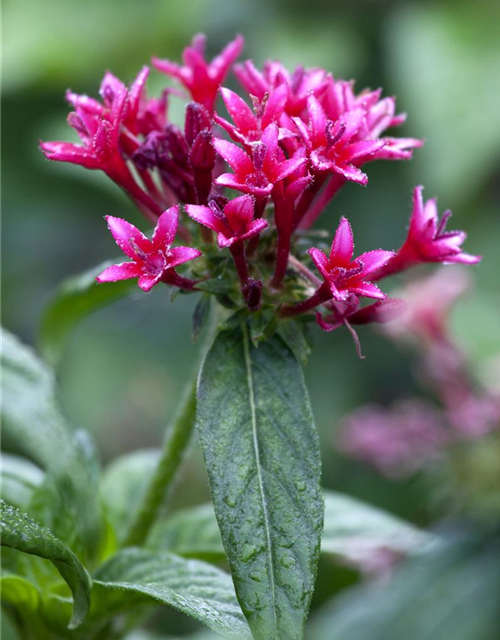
152 34 244 113
280 216 394 343
234 60 328 117
186 195 268 249
294 96 386 184
308 217 394 301
40 70 169 223
371 187 481 280
214 85 288 149
213 123 307 197
96 206 201 292
186 196 266 311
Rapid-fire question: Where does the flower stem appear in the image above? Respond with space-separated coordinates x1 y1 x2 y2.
122 379 197 547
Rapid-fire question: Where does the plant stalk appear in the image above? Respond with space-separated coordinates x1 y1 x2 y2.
122 380 197 547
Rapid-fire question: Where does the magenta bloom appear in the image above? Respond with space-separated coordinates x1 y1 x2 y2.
186 196 268 249
308 217 394 301
152 34 244 113
41 76 127 174
97 206 201 292
294 96 386 184
401 186 481 265
234 60 328 117
214 123 307 197
214 86 288 149
371 187 481 280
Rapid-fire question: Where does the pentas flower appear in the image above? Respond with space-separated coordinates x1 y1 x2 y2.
213 123 307 198
309 217 393 300
123 66 169 138
322 78 420 157
214 85 288 149
41 77 126 173
40 70 167 223
294 96 386 184
96 206 201 292
234 60 328 117
371 187 481 280
186 196 266 311
186 195 268 249
152 34 244 113
281 217 393 318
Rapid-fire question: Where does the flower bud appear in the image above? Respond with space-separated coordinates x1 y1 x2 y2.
185 102 212 146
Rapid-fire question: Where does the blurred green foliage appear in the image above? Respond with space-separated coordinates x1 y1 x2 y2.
2 0 500 637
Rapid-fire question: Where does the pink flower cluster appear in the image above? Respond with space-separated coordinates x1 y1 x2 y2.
339 268 500 476
40 35 480 342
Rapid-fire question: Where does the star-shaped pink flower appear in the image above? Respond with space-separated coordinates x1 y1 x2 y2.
308 217 394 301
97 206 201 292
214 85 288 149
294 95 387 184
186 195 268 249
213 123 307 197
152 34 244 113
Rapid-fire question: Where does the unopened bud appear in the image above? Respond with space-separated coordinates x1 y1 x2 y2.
185 102 212 146
243 278 263 311
190 130 216 171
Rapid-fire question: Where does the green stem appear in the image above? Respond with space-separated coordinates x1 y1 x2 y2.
122 380 197 547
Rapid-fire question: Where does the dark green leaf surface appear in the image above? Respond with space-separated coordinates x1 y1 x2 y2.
1 328 103 560
309 534 500 640
196 326 323 640
39 260 135 366
92 548 251 638
0 501 92 629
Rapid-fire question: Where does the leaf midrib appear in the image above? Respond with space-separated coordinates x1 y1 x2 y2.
242 324 278 632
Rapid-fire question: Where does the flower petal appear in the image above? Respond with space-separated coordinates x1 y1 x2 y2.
349 281 386 300
307 95 327 144
138 274 162 292
333 163 368 184
105 216 151 259
168 246 202 268
224 195 255 233
96 261 142 283
185 204 225 233
220 87 256 134
212 138 254 174
357 250 395 277
152 206 179 248
331 217 354 265
308 247 330 279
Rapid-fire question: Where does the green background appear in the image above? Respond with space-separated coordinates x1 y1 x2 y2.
2 0 500 636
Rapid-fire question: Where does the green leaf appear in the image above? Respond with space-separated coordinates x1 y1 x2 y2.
148 504 223 560
0 501 92 629
1 328 103 560
92 548 251 639
277 320 311 366
192 293 211 343
196 325 323 640
1 454 44 510
321 491 433 569
149 491 431 570
308 534 500 640
39 260 135 366
101 449 161 535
